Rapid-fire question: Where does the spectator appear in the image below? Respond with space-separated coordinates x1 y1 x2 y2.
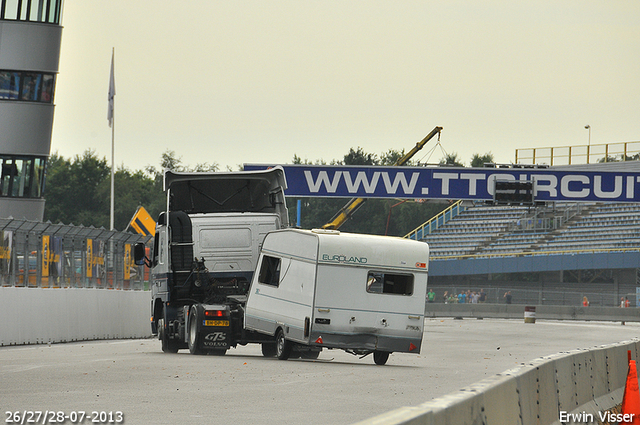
427 288 436 303
458 291 467 304
471 291 479 304
479 289 487 303
504 291 512 304
582 296 589 307
443 291 449 304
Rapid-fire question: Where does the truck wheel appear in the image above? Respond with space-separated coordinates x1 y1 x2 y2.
261 343 277 357
188 306 205 355
160 318 179 353
373 351 389 365
275 329 292 360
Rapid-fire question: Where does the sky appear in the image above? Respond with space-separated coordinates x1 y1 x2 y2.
50 1 640 172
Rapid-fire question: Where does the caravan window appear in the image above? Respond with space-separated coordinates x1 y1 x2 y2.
258 255 281 287
366 272 413 296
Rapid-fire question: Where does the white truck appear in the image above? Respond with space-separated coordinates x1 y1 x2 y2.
135 167 289 354
244 228 429 365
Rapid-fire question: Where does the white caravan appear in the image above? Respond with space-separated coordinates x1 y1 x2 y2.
244 228 429 365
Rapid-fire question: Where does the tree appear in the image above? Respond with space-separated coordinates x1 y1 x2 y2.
95 168 164 230
379 149 421 166
470 152 495 167
45 149 164 230
439 153 464 167
343 147 377 165
44 150 110 226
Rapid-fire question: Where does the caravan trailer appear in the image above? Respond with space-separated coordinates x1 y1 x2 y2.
244 228 429 365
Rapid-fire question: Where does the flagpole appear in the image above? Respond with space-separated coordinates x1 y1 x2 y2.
109 48 115 231
110 97 115 231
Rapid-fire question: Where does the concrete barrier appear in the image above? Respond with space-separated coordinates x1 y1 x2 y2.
0 287 151 346
355 339 640 425
425 303 640 322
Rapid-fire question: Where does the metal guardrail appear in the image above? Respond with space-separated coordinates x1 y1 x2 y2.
431 246 640 261
0 218 152 290
404 200 466 240
424 303 640 322
515 141 640 165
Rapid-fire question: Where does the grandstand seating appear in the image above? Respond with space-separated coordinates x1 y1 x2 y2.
419 202 640 258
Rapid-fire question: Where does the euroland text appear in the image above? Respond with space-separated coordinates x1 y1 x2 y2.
559 410 634 424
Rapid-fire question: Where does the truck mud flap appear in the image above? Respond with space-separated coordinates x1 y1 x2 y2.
201 328 230 349
191 304 232 351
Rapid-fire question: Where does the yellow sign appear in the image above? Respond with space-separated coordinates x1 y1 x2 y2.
129 206 156 237
124 244 133 280
86 239 93 278
42 235 50 277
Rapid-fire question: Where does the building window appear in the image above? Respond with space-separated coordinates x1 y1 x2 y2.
0 72 20 100
366 271 414 296
0 156 46 198
0 70 54 103
0 0 63 24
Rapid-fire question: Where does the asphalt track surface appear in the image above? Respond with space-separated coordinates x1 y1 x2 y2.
2 319 639 425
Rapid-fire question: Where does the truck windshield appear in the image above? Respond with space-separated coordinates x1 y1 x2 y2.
169 178 276 214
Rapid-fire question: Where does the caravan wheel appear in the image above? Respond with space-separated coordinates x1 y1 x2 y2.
275 329 292 360
373 351 389 365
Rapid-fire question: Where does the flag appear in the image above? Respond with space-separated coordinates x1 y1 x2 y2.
107 49 115 127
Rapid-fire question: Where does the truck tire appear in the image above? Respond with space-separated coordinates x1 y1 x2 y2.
275 329 292 360
373 351 389 365
188 306 205 355
261 343 277 357
159 318 179 353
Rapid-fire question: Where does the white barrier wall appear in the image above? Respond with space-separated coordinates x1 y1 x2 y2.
0 287 151 346
355 339 640 425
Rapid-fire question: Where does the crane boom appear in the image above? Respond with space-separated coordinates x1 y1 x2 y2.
321 126 443 230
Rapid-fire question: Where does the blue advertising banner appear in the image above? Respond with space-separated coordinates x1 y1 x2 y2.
244 164 640 203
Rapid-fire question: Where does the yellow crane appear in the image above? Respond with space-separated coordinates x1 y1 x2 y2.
321 126 443 230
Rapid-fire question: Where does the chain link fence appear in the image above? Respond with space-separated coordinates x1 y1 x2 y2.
428 286 637 308
0 218 151 290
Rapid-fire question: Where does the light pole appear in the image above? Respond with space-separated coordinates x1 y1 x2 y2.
584 125 591 145
585 125 591 164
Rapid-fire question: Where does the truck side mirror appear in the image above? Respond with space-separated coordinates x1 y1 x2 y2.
134 242 147 266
